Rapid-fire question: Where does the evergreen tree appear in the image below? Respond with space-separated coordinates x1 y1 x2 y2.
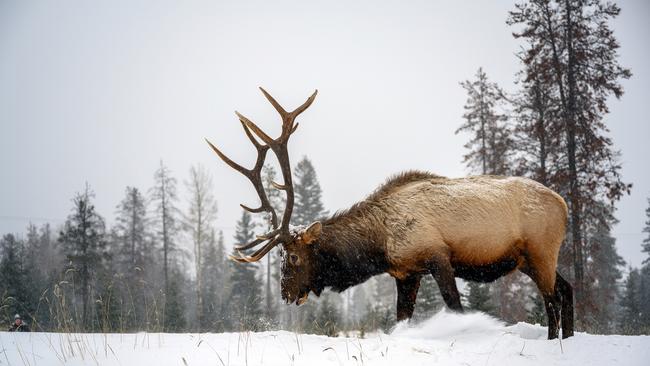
112 186 152 329
184 164 218 331
0 234 32 327
456 67 512 176
619 268 642 334
58 184 108 330
582 203 625 333
164 266 187 332
201 229 228 331
228 211 263 330
114 187 149 271
642 198 650 263
23 224 48 328
293 157 328 226
149 160 182 331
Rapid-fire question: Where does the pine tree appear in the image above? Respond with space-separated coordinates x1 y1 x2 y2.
293 157 328 226
201 229 228 331
184 164 218 331
619 268 642 334
0 234 32 327
582 204 625 333
149 160 182 331
456 67 511 176
112 186 153 329
642 198 650 263
58 184 108 330
114 186 149 271
508 0 632 326
228 211 263 331
636 198 650 333
164 266 187 332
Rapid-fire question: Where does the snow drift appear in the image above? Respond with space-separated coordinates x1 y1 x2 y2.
1 310 647 366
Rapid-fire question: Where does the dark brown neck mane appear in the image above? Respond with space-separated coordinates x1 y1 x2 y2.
310 171 439 293
312 215 388 293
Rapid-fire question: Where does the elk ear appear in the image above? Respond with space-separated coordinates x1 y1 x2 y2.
301 221 322 245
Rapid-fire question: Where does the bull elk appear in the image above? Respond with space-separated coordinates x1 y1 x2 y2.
205 88 574 339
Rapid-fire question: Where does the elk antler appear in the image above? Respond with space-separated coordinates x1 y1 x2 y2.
206 87 318 262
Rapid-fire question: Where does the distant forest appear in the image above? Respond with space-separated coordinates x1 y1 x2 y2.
2 0 650 335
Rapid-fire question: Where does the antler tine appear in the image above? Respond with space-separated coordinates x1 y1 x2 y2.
290 89 318 120
240 120 264 150
234 228 281 251
205 138 248 174
231 237 282 263
259 87 289 118
236 111 275 145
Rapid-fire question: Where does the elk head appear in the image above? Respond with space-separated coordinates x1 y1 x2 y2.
206 87 321 305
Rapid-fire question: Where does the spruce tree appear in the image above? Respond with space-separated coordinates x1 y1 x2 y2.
201 229 228 331
113 186 152 329
164 266 187 332
293 157 328 226
58 185 108 330
114 186 149 271
0 234 32 327
642 198 650 263
619 268 642 334
582 204 625 333
456 67 511 176
149 160 181 331
228 211 263 330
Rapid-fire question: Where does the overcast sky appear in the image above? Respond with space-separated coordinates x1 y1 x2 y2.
1 0 648 268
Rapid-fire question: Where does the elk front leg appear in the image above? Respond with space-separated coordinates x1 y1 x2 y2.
395 275 421 321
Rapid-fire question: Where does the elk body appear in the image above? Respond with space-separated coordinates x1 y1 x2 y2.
206 88 574 340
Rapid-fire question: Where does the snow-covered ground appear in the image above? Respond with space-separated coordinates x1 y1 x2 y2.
1 311 648 366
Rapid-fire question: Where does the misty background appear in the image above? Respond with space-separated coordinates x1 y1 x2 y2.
0 0 648 267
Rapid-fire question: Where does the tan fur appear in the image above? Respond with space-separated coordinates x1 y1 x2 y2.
350 172 568 294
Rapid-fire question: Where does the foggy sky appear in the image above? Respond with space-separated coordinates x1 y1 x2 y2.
1 0 648 267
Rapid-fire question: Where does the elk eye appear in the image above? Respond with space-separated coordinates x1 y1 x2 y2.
289 254 300 265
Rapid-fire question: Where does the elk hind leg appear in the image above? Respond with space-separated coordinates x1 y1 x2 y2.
555 272 574 338
520 264 560 339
